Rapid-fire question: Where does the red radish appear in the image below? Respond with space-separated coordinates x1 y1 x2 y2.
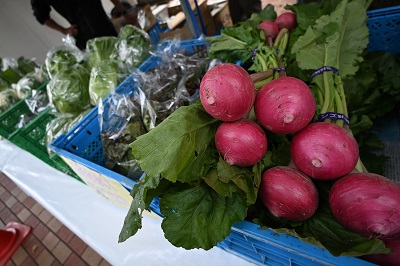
258 21 279 45
290 122 359 180
254 77 316 134
275 12 297 31
259 166 319 221
362 236 400 266
200 63 256 122
329 173 400 238
215 118 267 167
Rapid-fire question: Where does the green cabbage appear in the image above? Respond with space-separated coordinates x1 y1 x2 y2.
115 25 153 69
88 60 119 105
86 36 118 68
47 65 90 114
45 49 79 78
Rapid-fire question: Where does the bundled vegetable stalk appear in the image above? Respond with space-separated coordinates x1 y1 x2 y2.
119 0 400 263
250 11 295 88
207 6 295 89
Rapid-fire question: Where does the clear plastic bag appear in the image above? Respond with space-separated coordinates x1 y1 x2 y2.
88 59 120 106
45 109 90 155
132 45 214 125
46 64 91 114
14 68 47 99
0 89 18 113
85 36 118 69
45 35 84 79
24 89 49 114
1 57 39 85
15 89 50 129
114 24 153 71
98 88 156 180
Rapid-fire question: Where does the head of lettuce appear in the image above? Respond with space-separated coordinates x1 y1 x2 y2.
47 64 91 114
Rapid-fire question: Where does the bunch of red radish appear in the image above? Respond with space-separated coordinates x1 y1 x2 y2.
199 62 400 264
258 12 297 45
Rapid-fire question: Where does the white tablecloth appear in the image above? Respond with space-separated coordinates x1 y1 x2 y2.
0 139 254 266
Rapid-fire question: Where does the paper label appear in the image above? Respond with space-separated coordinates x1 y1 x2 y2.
60 156 132 209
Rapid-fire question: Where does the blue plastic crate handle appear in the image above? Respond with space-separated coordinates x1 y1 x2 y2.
193 0 207 35
182 0 202 38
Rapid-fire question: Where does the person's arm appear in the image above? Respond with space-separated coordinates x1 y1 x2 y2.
44 18 78 36
109 0 137 24
31 0 78 36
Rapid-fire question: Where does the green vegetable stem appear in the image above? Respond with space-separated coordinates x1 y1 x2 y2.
249 28 289 89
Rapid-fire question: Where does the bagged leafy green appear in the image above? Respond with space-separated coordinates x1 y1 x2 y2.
99 90 154 180
88 60 120 106
0 64 22 85
131 51 214 125
45 48 82 79
114 25 153 70
24 89 49 114
47 65 91 114
0 78 8 92
14 70 47 99
0 89 18 113
16 56 39 75
14 89 49 130
86 36 118 68
1 57 39 84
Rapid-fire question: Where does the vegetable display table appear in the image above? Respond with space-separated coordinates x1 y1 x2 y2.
0 139 253 266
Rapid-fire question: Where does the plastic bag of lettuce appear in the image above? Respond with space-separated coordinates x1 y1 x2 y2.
86 25 153 70
85 25 154 105
47 64 91 114
45 24 154 116
45 37 84 79
114 25 153 70
88 60 120 106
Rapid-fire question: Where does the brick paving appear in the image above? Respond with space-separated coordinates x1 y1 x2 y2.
0 172 111 266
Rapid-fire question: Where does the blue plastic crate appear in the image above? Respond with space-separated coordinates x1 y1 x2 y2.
218 221 375 266
148 22 165 46
367 5 400 54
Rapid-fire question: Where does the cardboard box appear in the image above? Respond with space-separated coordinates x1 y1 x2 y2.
211 1 232 30
159 23 193 40
152 3 169 23
168 0 199 16
160 0 216 40
140 5 157 31
198 0 216 36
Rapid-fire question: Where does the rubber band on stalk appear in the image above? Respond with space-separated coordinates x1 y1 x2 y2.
251 46 258 61
317 112 350 126
309 66 340 82
273 67 286 72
